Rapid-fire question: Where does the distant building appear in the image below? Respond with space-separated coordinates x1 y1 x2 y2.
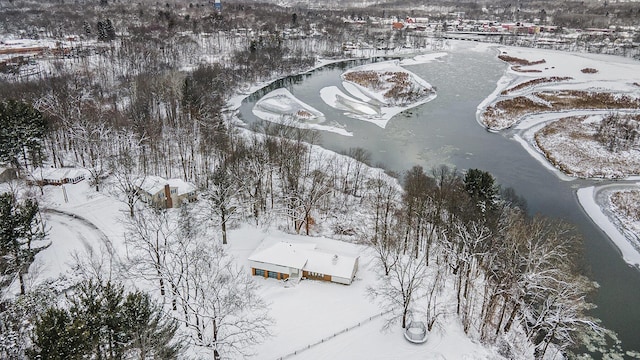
134 176 197 209
248 242 359 285
214 0 222 12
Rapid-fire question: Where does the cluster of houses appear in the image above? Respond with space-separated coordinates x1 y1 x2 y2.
19 166 355 286
21 166 197 210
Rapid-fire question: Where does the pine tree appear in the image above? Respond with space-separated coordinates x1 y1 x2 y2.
83 20 92 36
105 19 116 41
463 168 500 217
69 280 105 358
100 282 129 360
29 307 87 360
0 283 57 359
30 280 181 360
97 21 107 41
0 100 46 173
0 193 47 295
123 291 181 359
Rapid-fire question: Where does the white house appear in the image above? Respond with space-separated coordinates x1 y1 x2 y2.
134 175 197 209
29 167 86 186
248 242 359 285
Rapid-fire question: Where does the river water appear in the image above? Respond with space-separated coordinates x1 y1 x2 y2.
238 42 640 354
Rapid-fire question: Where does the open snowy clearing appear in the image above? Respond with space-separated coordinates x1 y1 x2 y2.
287 316 495 360
534 115 640 179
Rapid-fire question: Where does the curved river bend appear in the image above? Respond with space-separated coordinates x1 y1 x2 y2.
238 43 640 354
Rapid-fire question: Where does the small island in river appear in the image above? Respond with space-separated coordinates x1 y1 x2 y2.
321 58 439 128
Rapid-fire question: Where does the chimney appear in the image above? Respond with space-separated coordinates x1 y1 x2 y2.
164 184 173 208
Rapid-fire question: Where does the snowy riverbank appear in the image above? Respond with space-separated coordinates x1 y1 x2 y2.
479 46 640 268
478 46 640 131
578 185 640 269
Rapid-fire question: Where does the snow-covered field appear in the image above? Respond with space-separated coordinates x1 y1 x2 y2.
532 115 640 179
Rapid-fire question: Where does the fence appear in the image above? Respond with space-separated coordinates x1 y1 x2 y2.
275 311 388 360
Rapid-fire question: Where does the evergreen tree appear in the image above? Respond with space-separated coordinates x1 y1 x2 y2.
83 20 92 36
31 280 181 360
105 19 116 41
100 282 129 360
463 168 499 216
29 307 87 360
0 283 57 359
69 280 131 359
69 279 105 358
0 100 47 173
0 192 47 295
123 291 181 359
97 21 107 41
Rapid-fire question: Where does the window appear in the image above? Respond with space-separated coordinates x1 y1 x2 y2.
267 271 278 279
171 188 177 194
255 269 265 277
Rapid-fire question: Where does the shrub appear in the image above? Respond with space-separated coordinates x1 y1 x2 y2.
596 112 640 152
498 55 546 66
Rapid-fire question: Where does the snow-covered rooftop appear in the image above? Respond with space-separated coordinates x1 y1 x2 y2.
30 167 86 181
304 248 358 280
135 175 196 196
167 178 197 195
134 175 167 195
248 242 314 270
248 241 359 279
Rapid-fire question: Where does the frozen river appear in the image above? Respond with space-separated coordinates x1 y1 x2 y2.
238 42 640 354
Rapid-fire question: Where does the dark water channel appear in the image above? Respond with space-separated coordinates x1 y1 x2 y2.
238 44 640 354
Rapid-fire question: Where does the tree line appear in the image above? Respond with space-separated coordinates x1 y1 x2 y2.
366 165 625 359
